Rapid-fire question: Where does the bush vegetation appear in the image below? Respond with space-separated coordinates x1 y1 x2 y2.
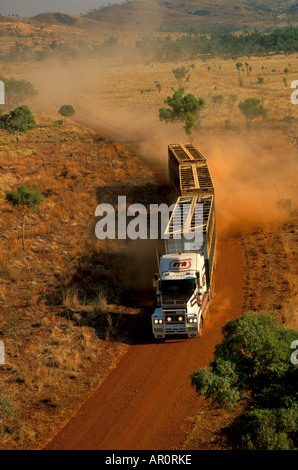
58 105 75 118
0 27 297 63
136 27 298 61
191 312 298 450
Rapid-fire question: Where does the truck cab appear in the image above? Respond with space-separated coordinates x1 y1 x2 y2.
152 252 209 339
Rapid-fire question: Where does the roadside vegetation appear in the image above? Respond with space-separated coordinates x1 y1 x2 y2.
183 215 298 450
191 312 298 450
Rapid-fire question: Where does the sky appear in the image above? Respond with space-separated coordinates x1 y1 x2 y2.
0 0 126 18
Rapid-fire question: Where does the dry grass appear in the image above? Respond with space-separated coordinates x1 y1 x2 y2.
80 53 298 127
0 113 153 449
61 287 84 310
96 289 109 312
241 217 298 327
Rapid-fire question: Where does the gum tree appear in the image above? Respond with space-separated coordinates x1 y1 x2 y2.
5 185 43 250
159 87 205 135
238 98 267 127
0 105 36 143
0 75 37 107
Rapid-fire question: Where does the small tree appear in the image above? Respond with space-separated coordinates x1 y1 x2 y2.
5 185 43 250
238 98 267 127
227 93 238 119
245 62 252 76
0 75 37 108
212 94 224 108
58 105 75 118
172 65 194 89
0 105 36 143
0 395 13 430
155 81 162 93
236 62 243 86
191 312 298 450
159 87 205 135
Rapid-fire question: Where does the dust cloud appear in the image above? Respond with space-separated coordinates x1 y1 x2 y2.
18 50 297 242
27 59 109 114
200 131 297 238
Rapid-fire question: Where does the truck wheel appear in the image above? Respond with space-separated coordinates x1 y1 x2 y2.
155 337 166 343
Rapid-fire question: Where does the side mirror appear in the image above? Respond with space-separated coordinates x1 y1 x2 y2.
153 274 159 289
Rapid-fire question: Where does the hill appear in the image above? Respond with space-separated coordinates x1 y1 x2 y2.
33 12 78 26
83 0 298 32
29 1 298 33
32 12 106 31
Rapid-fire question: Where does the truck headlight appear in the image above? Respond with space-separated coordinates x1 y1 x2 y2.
154 319 158 324
159 319 163 324
167 317 172 322
178 316 183 322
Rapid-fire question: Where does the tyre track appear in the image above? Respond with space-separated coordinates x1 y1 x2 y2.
110 340 191 450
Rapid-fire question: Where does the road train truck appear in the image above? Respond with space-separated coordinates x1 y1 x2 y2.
152 143 216 339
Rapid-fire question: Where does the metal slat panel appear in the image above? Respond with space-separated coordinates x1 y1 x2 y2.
165 195 213 239
168 143 214 196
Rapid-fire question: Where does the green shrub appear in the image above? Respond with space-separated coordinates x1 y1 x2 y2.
191 312 298 450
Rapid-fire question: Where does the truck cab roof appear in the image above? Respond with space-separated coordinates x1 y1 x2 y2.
160 252 204 278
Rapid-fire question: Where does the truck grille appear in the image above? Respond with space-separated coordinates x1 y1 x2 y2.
162 300 186 305
165 313 185 324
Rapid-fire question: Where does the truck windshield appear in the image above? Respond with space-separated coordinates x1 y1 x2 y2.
161 279 196 298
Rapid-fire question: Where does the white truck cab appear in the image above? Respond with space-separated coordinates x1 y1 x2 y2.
152 252 209 338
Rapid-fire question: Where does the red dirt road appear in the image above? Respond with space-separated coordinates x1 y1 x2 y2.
46 238 244 450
